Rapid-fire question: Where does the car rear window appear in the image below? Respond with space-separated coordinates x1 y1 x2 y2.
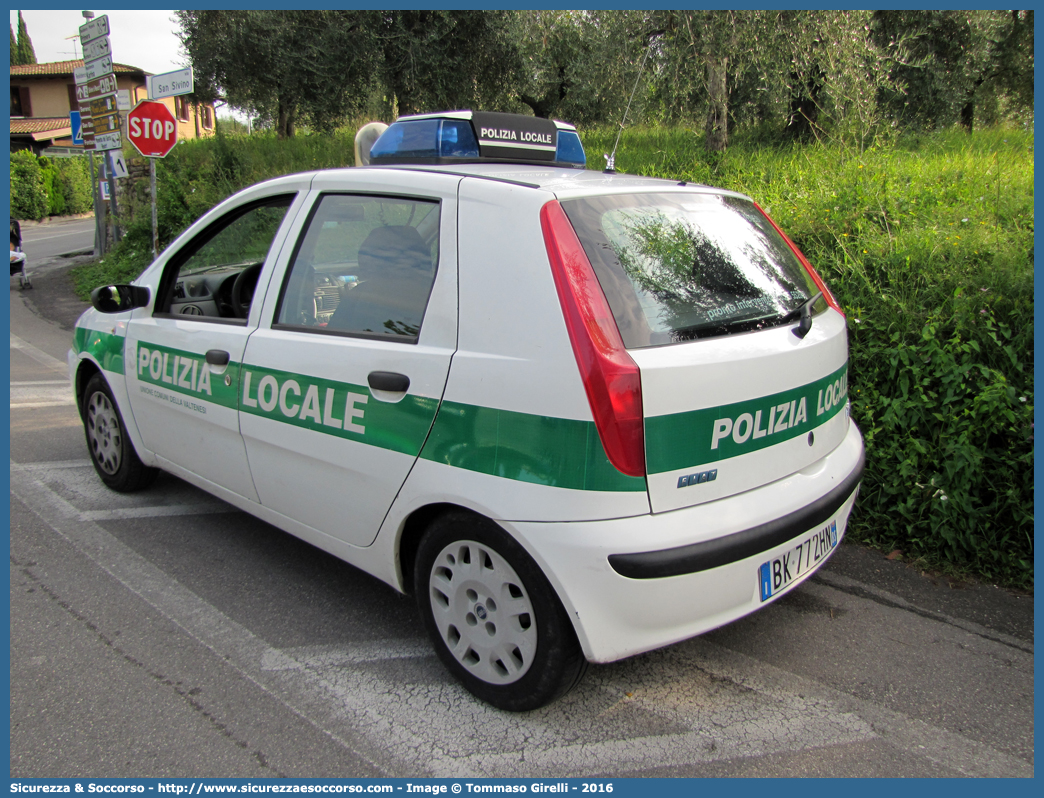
560 193 826 348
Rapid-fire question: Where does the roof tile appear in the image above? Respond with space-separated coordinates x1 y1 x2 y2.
10 117 73 135
10 59 148 77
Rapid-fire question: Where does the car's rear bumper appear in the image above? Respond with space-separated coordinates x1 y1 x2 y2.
510 422 864 663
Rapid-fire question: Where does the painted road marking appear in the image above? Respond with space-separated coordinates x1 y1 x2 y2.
11 333 68 374
11 380 77 407
10 459 1033 778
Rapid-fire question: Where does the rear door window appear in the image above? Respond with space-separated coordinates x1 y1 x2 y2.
561 193 825 348
275 193 440 342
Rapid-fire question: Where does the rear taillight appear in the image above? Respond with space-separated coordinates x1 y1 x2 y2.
754 202 844 317
540 200 646 478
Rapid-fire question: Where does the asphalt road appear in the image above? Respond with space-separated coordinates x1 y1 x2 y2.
8 225 1035 778
14 215 95 264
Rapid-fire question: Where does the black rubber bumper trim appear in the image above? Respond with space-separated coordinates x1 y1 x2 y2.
608 449 865 580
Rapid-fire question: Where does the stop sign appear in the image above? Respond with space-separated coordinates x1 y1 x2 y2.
127 100 178 158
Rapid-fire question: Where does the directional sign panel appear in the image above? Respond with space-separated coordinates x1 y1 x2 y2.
74 65 88 85
92 113 121 135
83 55 114 82
89 95 119 119
94 131 123 151
76 74 118 103
82 35 111 63
79 15 109 45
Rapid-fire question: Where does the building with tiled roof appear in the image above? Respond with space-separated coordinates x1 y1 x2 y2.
10 59 215 155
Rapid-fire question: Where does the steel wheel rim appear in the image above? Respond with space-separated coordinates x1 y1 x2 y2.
428 539 537 685
86 390 121 475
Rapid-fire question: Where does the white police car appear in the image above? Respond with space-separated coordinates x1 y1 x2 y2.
71 111 864 711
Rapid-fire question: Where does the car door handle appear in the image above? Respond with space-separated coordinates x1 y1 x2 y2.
205 349 230 366
368 371 410 393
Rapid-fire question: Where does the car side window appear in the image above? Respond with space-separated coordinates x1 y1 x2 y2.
275 194 440 343
157 196 293 321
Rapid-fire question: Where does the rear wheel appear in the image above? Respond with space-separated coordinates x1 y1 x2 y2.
83 373 157 492
415 512 588 711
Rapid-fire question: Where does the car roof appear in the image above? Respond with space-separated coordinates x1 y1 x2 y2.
242 162 749 204
358 162 749 202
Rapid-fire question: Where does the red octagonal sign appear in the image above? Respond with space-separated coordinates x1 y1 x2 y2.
127 99 178 158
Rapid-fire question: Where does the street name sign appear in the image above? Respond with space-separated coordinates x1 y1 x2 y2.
147 67 194 100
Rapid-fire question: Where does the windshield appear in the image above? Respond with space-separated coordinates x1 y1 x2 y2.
561 193 826 348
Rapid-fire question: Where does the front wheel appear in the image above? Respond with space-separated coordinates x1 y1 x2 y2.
414 512 588 711
82 373 158 492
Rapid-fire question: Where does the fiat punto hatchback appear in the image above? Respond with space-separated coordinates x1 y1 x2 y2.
71 111 864 710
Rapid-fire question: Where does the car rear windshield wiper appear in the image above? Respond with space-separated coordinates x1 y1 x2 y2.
782 291 823 339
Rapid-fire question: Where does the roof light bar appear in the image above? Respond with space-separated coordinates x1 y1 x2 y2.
369 111 585 168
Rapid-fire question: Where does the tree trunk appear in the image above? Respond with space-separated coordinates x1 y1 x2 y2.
277 97 296 139
705 55 728 152
960 100 974 134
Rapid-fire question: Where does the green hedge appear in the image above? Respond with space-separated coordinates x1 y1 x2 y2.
53 156 93 214
9 152 94 220
10 150 48 221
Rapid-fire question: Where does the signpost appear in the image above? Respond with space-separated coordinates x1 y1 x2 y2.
128 100 180 257
75 14 119 252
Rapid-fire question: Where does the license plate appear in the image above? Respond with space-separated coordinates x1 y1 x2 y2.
758 519 839 602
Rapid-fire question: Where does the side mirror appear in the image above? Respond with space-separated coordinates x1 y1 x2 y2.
90 284 151 314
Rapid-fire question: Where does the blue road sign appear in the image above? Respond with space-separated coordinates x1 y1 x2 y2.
70 111 84 145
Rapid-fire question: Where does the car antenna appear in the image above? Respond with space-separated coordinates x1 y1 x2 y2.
604 43 652 174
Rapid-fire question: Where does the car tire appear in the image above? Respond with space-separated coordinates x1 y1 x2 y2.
82 373 158 492
415 511 588 711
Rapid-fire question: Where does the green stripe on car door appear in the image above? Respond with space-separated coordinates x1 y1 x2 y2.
419 400 647 492
238 363 440 457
